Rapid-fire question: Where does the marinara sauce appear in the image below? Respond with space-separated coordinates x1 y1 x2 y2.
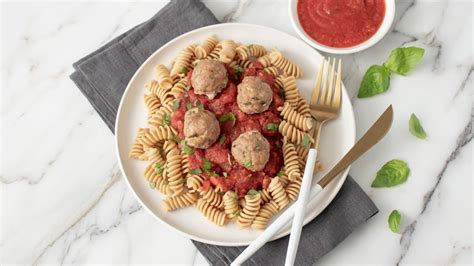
297 0 386 48
170 62 284 198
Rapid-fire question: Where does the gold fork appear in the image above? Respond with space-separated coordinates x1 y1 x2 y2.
285 57 342 265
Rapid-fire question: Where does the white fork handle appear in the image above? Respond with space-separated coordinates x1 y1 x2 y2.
231 170 323 265
285 148 318 265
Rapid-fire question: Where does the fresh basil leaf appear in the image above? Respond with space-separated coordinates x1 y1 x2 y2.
276 170 284 177
233 65 244 74
189 168 202 175
266 123 279 131
244 160 253 168
181 66 188 74
357 65 391 98
409 113 427 139
154 162 164 176
162 113 171 126
169 134 182 143
384 47 425 76
219 135 226 145
209 171 218 177
247 188 258 196
219 112 236 125
301 133 311 147
371 159 410 188
172 99 181 110
180 140 194 154
185 85 191 91
149 181 156 189
185 102 192 110
388 210 401 233
198 104 204 110
202 158 212 171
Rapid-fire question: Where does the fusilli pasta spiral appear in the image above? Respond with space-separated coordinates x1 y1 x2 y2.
223 191 240 219
164 145 184 195
163 192 198 211
171 44 196 76
200 188 224 209
144 93 161 114
169 78 189 99
129 128 148 160
296 96 311 118
269 49 303 78
286 177 302 201
236 44 266 61
186 174 205 191
256 54 272 68
283 139 302 181
252 200 279 230
154 64 173 90
195 198 227 226
279 102 313 131
140 125 177 148
268 177 290 210
195 35 218 59
218 40 237 64
278 121 314 146
259 189 272 203
148 101 174 128
237 193 262 227
281 76 300 108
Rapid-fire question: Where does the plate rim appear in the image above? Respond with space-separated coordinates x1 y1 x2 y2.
115 22 356 246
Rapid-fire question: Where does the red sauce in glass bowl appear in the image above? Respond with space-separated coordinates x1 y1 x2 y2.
297 0 386 48
170 63 284 198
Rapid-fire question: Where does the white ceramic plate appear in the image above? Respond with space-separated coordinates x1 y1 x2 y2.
116 23 355 246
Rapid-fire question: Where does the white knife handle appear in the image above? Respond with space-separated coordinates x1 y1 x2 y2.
231 178 323 266
285 148 318 265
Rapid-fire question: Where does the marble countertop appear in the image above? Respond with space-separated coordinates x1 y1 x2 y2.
2 0 472 264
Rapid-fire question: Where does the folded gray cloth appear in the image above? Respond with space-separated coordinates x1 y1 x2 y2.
70 0 378 265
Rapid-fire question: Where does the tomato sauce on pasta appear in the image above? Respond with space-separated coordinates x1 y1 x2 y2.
170 63 284 198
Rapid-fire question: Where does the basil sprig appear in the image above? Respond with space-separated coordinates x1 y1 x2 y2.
358 47 425 98
371 159 410 188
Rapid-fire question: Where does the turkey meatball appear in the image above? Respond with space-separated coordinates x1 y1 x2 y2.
191 60 228 99
231 130 270 172
237 76 273 114
184 108 220 149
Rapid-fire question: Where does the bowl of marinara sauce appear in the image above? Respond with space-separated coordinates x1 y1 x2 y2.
289 0 395 54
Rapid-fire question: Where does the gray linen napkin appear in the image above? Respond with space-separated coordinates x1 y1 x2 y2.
70 0 378 264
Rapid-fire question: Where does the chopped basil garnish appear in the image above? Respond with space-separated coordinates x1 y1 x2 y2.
202 158 212 171
154 162 164 176
185 102 192 110
198 104 204 110
233 65 244 74
162 113 171 126
189 168 202 175
219 135 226 145
244 160 252 168
301 133 311 147
266 123 278 131
171 99 180 110
232 209 241 216
149 181 156 189
169 134 182 143
181 66 188 74
247 188 258 196
185 85 191 91
276 170 284 177
180 140 194 154
219 112 236 126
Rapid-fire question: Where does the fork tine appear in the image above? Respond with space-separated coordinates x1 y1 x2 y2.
332 59 342 108
325 57 337 106
310 56 325 107
321 57 331 105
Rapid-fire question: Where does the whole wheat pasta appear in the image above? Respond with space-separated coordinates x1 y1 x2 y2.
195 35 218 59
163 192 198 211
236 44 266 61
129 37 316 229
195 198 227 226
154 64 173 90
269 48 303 78
268 177 290 210
237 192 262 227
279 102 313 131
252 201 279 230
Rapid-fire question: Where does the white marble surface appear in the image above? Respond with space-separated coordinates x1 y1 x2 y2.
1 0 472 265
